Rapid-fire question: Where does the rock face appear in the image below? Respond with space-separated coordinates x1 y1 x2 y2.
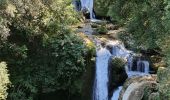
119 75 157 100
108 57 128 98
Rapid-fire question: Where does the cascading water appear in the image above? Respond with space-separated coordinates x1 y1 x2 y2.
80 0 95 19
93 40 133 100
91 39 151 100
74 3 151 99
126 57 150 77
111 86 122 100
93 47 111 100
137 60 149 73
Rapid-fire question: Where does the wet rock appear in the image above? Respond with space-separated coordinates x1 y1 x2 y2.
108 57 128 98
119 75 157 100
149 55 166 73
77 25 83 29
106 44 113 54
91 23 98 28
106 24 119 30
96 27 108 34
81 7 90 19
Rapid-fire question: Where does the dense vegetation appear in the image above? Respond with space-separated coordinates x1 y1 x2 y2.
94 0 168 98
0 62 10 100
94 0 170 99
1 0 170 99
0 0 91 100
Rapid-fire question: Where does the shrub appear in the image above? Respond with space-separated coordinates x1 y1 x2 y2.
0 62 10 100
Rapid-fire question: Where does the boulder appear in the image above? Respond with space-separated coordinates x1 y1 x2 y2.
96 24 108 34
108 57 128 98
119 75 157 100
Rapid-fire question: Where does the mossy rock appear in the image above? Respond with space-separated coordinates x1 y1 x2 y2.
119 75 157 100
108 57 127 98
149 55 166 73
96 24 108 34
91 23 98 28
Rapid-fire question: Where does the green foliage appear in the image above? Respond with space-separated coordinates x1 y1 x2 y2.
0 17 10 42
0 0 87 100
0 0 8 9
157 67 170 99
95 0 170 99
143 84 159 100
96 23 108 34
94 0 113 17
105 0 164 50
0 62 10 100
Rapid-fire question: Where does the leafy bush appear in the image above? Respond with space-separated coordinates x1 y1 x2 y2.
108 0 165 50
0 0 87 100
0 62 10 100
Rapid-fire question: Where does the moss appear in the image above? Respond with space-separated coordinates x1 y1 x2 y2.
81 42 96 100
86 40 96 57
108 57 127 97
143 84 159 100
96 23 108 34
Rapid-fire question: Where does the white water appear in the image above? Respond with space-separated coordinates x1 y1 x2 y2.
107 41 132 58
80 0 95 19
93 47 111 100
126 58 150 77
137 60 149 73
74 5 150 98
93 40 132 100
91 39 151 100
111 86 123 100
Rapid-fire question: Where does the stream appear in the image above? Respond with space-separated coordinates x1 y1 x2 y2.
74 0 150 100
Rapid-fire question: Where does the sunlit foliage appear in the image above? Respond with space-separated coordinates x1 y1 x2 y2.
0 62 10 100
0 0 86 100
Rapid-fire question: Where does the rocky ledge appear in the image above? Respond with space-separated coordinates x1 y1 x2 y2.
119 75 158 100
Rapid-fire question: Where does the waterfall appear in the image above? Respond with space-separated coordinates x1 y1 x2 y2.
93 41 133 100
137 60 149 73
126 58 150 77
92 40 151 100
75 6 151 98
80 0 95 19
111 86 123 100
127 55 133 71
108 41 132 58
93 47 111 100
